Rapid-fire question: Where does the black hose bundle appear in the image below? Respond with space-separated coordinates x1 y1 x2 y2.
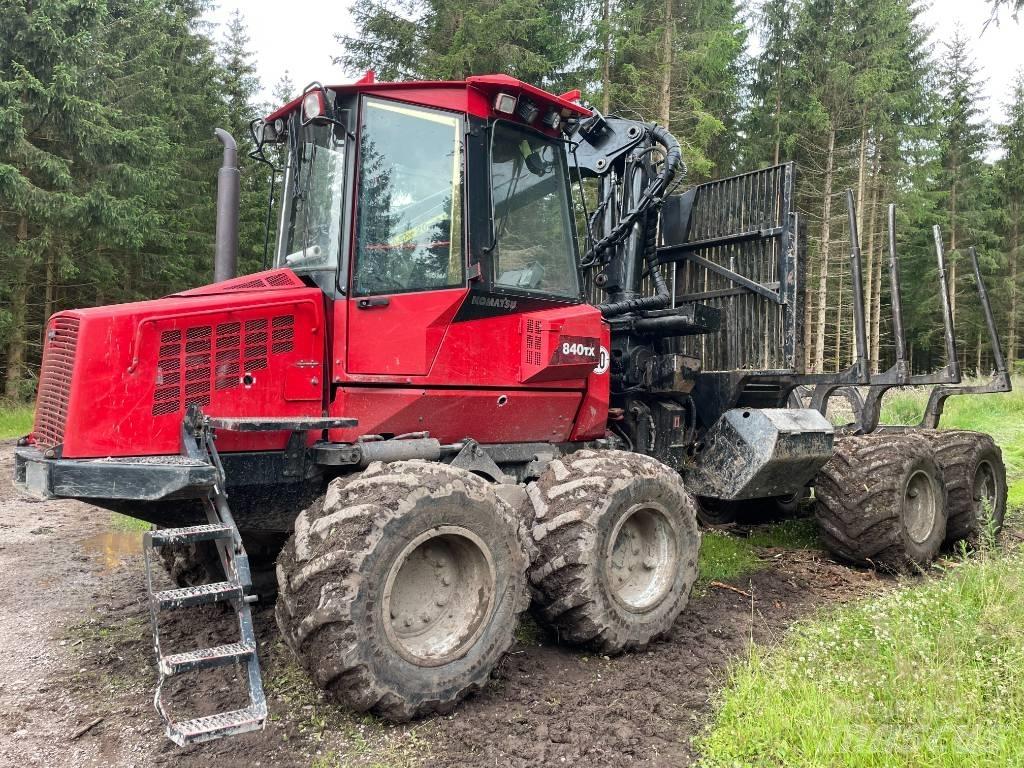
594 124 685 318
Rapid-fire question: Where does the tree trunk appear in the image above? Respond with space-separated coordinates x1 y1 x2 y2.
949 177 958 324
870 206 883 372
865 147 881 372
658 0 674 128
5 216 30 400
813 125 837 372
773 59 783 165
601 0 612 114
1009 201 1019 369
835 263 844 372
855 112 868 235
803 262 814 372
43 251 55 336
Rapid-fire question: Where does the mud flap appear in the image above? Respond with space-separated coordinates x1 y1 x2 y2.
684 408 833 500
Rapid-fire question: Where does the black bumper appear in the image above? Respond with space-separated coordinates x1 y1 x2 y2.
14 446 218 502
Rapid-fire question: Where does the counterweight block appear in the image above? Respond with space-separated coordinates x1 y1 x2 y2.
685 408 834 501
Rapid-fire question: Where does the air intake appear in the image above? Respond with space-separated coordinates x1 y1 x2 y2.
33 316 80 451
152 313 295 417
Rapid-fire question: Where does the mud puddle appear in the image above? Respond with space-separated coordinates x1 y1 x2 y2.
80 530 144 572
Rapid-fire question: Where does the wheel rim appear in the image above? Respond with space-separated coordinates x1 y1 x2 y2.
382 526 496 667
904 469 939 544
973 460 997 521
605 502 678 612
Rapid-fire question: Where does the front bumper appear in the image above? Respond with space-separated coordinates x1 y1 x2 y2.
14 446 217 502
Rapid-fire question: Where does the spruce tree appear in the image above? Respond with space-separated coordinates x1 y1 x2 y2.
601 0 745 179
337 0 584 87
989 0 1023 22
998 73 1024 368
742 0 798 168
0 0 166 397
935 31 991 330
219 9 266 274
1 0 91 396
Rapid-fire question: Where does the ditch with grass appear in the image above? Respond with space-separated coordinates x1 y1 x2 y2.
699 382 1024 767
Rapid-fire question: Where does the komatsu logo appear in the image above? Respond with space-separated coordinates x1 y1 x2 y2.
471 295 517 310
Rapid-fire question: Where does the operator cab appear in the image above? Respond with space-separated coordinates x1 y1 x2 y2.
254 73 590 306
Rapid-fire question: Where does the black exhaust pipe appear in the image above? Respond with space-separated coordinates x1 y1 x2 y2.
214 128 240 282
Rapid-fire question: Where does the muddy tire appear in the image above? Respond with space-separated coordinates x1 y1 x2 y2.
772 488 811 517
919 430 1007 544
695 496 743 526
526 450 700 654
814 434 947 573
275 461 529 721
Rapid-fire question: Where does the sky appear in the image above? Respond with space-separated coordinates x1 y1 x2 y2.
205 1 1023 126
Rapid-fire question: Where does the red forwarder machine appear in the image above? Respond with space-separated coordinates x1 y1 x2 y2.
14 74 1010 744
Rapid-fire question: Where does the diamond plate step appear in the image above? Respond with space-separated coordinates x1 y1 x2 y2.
159 642 256 676
166 705 266 746
153 581 242 610
146 524 234 547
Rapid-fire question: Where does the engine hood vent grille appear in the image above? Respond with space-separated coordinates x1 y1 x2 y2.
33 315 81 451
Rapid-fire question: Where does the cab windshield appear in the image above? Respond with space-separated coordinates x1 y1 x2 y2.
279 123 346 272
489 121 579 299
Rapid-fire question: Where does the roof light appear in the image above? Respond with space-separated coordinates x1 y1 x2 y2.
302 90 325 123
494 92 517 115
541 109 561 131
516 98 539 124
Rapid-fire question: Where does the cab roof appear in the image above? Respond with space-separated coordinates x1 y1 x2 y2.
264 72 592 125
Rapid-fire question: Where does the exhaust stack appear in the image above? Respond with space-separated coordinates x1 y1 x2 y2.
213 128 240 282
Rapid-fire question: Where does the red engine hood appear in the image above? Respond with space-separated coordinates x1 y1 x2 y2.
33 280 326 458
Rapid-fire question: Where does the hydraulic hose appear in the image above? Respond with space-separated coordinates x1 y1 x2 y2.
596 124 684 318
597 207 670 316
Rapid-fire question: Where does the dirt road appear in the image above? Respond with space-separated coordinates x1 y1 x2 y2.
0 442 885 767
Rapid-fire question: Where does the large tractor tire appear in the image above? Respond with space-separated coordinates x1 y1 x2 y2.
919 430 1007 544
275 461 529 721
815 434 948 573
695 489 811 527
771 488 811 517
526 449 700 654
695 496 744 526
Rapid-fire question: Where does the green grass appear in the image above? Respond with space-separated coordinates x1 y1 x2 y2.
699 532 764 584
699 382 1024 767
699 518 820 584
699 548 1024 767
0 403 33 440
109 512 152 532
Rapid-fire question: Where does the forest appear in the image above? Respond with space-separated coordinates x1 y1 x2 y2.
1 0 1022 401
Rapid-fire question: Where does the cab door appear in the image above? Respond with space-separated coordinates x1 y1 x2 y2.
346 96 467 376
